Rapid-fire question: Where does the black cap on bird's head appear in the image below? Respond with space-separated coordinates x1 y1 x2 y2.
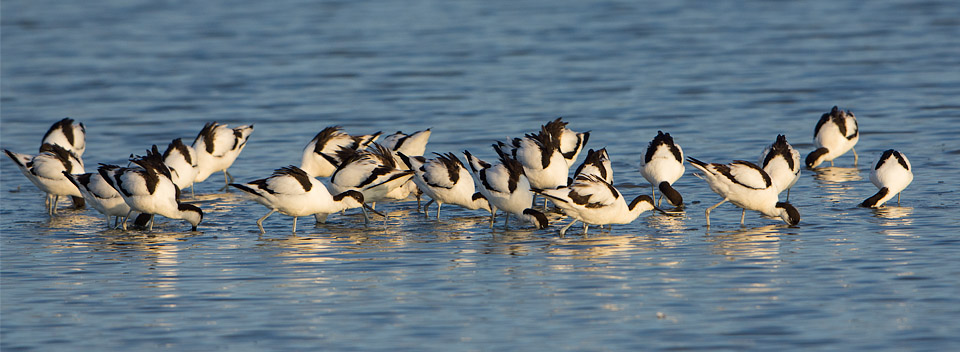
775 202 800 226
522 208 549 229
178 203 204 231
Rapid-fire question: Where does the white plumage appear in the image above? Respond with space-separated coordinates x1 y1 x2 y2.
861 149 913 208
463 146 548 229
300 126 381 178
640 131 684 207
41 117 86 157
572 148 613 184
63 165 132 228
399 152 491 219
101 146 203 231
192 121 254 185
687 157 800 226
759 134 801 201
537 175 658 236
230 166 367 234
329 143 415 211
549 118 590 168
505 120 569 193
5 144 84 215
163 138 199 194
806 106 859 168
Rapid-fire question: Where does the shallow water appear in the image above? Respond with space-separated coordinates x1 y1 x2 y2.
3 0 960 350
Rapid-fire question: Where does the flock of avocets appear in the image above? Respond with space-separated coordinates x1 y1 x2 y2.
5 106 913 236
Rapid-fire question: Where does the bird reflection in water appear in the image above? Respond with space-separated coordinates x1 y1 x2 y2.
811 166 863 203
546 234 657 261
871 206 914 237
706 224 790 261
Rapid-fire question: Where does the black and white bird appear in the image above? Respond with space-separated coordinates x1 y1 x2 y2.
163 138 198 196
382 129 432 166
300 126 381 178
382 129 432 208
546 118 590 168
639 131 684 207
329 143 415 219
536 175 660 236
572 148 613 184
41 117 86 157
5 143 85 215
398 151 492 219
101 146 203 231
192 121 254 187
463 146 548 229
63 165 132 228
759 134 801 201
230 166 368 234
505 120 569 197
861 149 913 208
806 106 859 168
687 157 800 226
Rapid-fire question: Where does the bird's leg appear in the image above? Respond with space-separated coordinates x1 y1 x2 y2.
423 199 434 217
559 219 577 237
503 213 510 229
218 171 234 191
122 210 133 230
257 209 276 234
852 147 858 164
583 224 589 236
489 207 497 228
897 192 901 205
52 195 60 215
314 213 329 224
785 189 791 202
148 214 155 231
740 209 746 225
830 160 834 167
361 206 369 227
292 216 298 234
436 203 442 220
705 199 727 227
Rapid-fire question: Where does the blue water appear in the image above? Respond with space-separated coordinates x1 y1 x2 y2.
3 0 960 350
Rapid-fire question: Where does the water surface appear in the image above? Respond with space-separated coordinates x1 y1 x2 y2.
3 0 960 350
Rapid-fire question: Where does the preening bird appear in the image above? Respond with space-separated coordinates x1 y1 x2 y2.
806 106 859 168
192 121 254 188
101 145 203 231
639 131 684 207
759 134 801 201
398 151 492 219
463 146 548 230
300 126 381 178
861 149 913 208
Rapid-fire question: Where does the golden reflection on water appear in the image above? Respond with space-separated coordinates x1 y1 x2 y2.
811 166 863 203
872 206 914 237
547 234 656 261
705 224 785 261
644 212 689 234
